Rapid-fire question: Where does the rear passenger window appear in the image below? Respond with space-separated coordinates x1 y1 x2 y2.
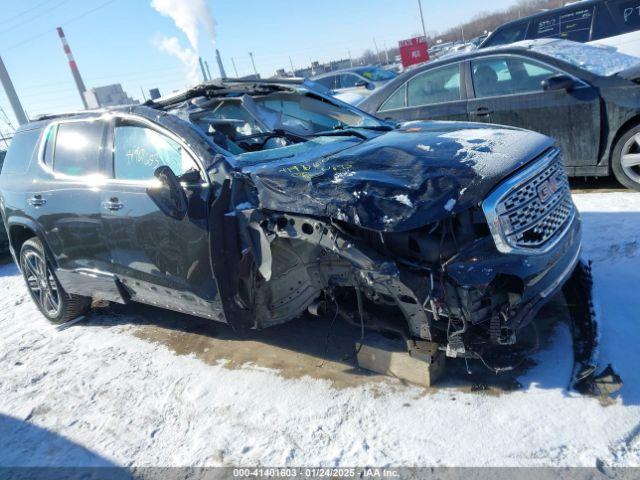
1 128 42 175
53 122 105 177
113 122 199 181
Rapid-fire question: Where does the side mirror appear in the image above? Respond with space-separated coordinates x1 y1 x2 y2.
355 80 375 90
146 165 188 220
542 74 576 92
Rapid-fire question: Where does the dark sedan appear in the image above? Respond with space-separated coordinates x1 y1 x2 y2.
359 39 640 190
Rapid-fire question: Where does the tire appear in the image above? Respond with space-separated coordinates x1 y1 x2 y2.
19 237 91 324
611 124 640 192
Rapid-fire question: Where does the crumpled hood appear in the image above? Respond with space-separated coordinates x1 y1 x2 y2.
243 121 554 232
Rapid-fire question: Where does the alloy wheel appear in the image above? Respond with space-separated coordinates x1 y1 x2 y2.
621 133 640 185
22 250 61 317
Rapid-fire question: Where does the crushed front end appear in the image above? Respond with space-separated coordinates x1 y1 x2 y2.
218 146 585 378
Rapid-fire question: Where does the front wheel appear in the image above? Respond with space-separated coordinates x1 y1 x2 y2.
612 125 640 192
19 237 91 324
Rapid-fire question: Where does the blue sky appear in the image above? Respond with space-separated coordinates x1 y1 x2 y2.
0 0 520 127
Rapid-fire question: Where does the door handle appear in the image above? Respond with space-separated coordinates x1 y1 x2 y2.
28 195 46 207
474 107 493 117
102 197 124 211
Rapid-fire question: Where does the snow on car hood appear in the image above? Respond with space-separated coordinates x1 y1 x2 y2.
243 121 554 232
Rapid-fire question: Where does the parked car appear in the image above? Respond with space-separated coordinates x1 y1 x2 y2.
0 79 584 373
479 0 640 57
359 39 640 190
311 66 397 105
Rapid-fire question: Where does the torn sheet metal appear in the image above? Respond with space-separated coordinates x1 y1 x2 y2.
242 122 553 232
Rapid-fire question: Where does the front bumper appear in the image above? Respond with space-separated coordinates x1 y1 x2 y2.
445 211 582 330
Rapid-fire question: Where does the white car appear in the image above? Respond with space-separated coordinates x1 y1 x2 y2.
311 67 398 105
480 0 640 58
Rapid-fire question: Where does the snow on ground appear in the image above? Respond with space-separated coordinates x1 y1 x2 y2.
0 192 639 468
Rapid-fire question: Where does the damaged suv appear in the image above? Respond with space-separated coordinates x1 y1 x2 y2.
0 80 586 377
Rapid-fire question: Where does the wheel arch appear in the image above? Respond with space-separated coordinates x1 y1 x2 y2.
610 115 640 168
7 218 57 269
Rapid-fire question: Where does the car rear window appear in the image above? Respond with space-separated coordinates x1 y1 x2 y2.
53 121 105 177
0 128 42 176
483 22 529 47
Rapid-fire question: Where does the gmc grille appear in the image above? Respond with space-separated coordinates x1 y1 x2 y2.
483 150 576 254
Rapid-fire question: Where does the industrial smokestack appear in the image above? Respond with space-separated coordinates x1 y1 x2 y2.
0 55 28 125
215 49 227 79
57 27 89 109
198 56 208 81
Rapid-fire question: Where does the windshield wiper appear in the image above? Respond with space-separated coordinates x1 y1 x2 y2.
351 124 395 132
310 122 394 140
310 129 369 140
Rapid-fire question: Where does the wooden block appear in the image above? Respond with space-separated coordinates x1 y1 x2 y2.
356 334 445 387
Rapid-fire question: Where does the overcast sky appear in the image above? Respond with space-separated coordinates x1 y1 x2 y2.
0 0 520 125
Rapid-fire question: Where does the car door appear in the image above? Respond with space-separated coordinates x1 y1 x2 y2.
375 62 468 122
467 55 601 169
31 119 112 273
100 116 222 319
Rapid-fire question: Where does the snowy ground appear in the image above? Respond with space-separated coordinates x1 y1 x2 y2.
0 192 639 468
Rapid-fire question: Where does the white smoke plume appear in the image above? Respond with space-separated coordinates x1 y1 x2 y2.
150 0 217 85
154 35 200 86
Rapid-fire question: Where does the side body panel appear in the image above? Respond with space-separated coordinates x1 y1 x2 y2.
99 114 223 320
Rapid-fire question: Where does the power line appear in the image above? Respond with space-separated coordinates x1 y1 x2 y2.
3 0 120 53
3 0 55 26
0 0 72 37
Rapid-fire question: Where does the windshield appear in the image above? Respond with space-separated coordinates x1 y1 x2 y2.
356 67 398 82
193 90 382 138
531 40 640 76
190 89 384 159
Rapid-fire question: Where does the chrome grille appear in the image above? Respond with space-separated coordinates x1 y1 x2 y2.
483 150 576 254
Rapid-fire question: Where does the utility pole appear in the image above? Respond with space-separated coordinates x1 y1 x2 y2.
248 52 258 77
461 25 465 43
0 55 27 125
418 0 427 40
57 27 88 109
373 38 382 65
231 57 239 78
348 49 353 68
